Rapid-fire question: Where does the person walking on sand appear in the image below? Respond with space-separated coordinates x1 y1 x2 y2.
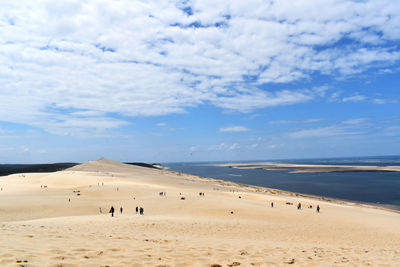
99 207 102 213
297 203 301 210
271 202 274 208
109 206 115 217
136 206 138 214
120 207 123 214
317 205 320 213
139 207 143 215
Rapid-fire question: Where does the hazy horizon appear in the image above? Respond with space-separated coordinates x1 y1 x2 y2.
2 154 400 165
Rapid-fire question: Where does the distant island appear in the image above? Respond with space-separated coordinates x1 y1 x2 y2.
215 162 400 173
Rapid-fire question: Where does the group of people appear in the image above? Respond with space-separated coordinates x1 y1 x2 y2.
108 206 125 217
272 201 320 212
136 206 144 215
159 192 166 196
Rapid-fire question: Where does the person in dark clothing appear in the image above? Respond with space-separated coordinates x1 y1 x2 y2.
317 205 320 213
136 206 138 214
139 207 143 215
297 203 301 210
109 206 115 217
120 207 123 214
271 202 274 208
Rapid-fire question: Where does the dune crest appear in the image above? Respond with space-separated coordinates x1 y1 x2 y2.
66 157 155 173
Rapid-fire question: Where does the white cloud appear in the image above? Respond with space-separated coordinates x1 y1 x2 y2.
288 118 369 138
0 127 15 135
269 118 323 124
288 126 361 138
228 143 239 150
342 118 369 125
384 126 400 136
189 145 199 152
342 95 367 102
219 126 249 132
208 142 240 151
371 98 398 104
213 88 322 112
208 143 228 151
341 95 397 104
1 0 399 135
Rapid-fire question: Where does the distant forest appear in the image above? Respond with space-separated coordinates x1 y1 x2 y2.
0 162 162 177
0 163 78 177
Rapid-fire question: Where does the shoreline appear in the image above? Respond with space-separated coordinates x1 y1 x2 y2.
2 166 399 213
163 169 400 213
2 166 399 214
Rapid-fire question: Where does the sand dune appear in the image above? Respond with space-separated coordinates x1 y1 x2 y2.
0 158 399 266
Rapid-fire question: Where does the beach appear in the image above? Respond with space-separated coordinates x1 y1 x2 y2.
0 158 399 266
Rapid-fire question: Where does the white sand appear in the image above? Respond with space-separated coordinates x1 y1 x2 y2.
0 158 399 266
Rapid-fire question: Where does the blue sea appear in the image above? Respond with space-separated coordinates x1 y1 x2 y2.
164 156 400 208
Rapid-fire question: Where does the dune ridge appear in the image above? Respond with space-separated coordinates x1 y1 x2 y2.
0 158 399 266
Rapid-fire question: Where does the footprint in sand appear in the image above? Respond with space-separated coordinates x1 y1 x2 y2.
285 259 295 264
52 256 66 260
239 250 248 255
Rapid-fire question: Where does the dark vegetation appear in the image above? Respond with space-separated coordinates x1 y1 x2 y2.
0 162 163 177
0 163 78 177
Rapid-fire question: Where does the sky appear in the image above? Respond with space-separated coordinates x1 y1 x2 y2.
1 0 400 164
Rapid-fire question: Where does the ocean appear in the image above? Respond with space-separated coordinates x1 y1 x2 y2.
164 156 400 208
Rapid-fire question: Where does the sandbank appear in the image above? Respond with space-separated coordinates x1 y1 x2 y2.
216 162 400 173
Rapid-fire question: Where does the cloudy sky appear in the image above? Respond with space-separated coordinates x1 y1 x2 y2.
1 0 400 163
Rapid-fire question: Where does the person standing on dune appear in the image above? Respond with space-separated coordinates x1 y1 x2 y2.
109 206 115 217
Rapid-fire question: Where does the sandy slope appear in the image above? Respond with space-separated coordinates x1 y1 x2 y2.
0 158 399 266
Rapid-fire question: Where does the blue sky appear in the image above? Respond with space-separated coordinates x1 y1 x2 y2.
1 0 400 163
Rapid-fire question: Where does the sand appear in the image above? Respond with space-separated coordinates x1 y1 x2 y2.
0 158 399 266
215 162 400 173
